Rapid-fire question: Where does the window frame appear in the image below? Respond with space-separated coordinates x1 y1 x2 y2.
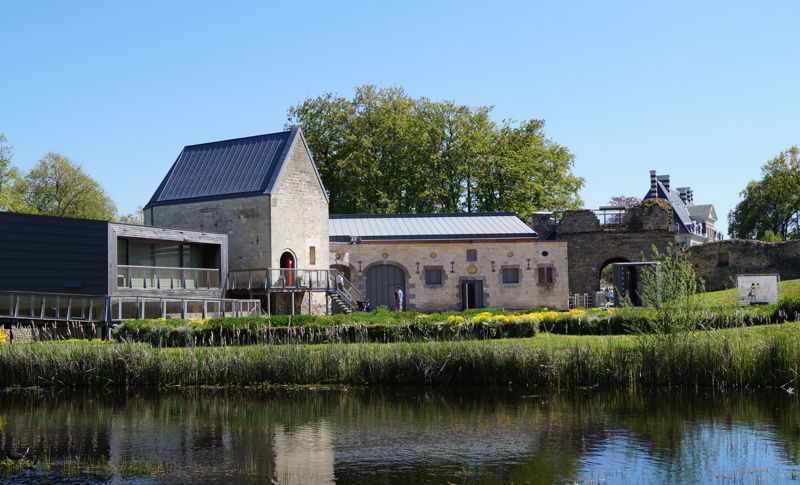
500 266 521 285
423 266 445 287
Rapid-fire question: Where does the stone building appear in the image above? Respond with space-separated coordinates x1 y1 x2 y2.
643 170 722 246
329 213 569 311
144 127 330 314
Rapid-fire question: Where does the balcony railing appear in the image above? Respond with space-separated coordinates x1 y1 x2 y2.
117 265 221 290
227 268 363 298
0 291 260 323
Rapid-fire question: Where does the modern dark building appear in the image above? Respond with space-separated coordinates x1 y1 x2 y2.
0 211 255 323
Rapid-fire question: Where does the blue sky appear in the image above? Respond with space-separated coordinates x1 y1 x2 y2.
2 1 798 234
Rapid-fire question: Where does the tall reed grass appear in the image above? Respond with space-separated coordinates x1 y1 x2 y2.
1 324 799 389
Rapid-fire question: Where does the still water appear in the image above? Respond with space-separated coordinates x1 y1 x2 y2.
1 387 799 484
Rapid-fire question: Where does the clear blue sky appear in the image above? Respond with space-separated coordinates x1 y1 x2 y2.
2 1 798 235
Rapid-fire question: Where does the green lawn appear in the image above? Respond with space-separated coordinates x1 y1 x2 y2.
692 278 800 307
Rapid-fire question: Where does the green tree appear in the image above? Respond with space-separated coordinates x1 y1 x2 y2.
0 133 25 211
23 152 117 220
287 85 584 219
729 146 800 240
115 206 144 225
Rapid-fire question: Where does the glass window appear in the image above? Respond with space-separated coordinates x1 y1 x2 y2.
424 268 444 286
501 267 520 284
537 266 554 285
466 249 478 262
117 239 128 265
182 244 206 268
154 243 181 267
128 240 154 266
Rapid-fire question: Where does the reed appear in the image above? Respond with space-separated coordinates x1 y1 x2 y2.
1 323 799 389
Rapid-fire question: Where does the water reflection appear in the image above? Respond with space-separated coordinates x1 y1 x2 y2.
0 388 798 484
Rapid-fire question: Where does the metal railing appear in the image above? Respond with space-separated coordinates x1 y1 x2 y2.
117 265 221 290
226 268 364 306
0 291 261 323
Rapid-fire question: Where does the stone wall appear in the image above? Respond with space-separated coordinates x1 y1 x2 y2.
687 239 800 291
330 239 569 311
544 203 674 296
269 137 330 271
145 195 271 271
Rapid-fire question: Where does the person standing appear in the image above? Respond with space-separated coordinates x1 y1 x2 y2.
395 286 404 312
335 272 344 291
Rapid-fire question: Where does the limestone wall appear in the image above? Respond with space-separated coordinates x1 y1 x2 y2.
330 239 569 311
145 195 271 271
269 137 330 271
687 239 800 291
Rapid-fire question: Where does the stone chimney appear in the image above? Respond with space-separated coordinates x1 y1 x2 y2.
656 174 670 192
649 170 658 198
677 187 690 204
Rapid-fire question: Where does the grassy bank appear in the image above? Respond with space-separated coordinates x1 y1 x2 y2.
2 323 800 389
692 278 800 307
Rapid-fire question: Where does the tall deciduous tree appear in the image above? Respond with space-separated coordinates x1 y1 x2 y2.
23 152 117 220
0 133 25 212
729 146 800 240
287 85 584 220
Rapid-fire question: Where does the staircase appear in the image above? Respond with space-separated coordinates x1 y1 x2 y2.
329 290 356 314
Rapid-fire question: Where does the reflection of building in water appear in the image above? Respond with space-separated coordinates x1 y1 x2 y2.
274 423 335 485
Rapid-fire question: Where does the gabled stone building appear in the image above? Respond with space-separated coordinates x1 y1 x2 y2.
144 127 329 275
144 128 331 313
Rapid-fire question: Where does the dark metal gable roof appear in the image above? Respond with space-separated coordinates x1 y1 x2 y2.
146 128 302 207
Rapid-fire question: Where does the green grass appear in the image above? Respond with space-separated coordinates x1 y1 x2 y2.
2 323 800 389
692 278 800 307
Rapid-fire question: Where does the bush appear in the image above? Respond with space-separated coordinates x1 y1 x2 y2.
773 297 800 322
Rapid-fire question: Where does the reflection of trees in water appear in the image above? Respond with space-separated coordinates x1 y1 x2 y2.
0 389 798 484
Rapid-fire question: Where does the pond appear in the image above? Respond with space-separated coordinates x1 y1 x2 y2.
1 387 798 484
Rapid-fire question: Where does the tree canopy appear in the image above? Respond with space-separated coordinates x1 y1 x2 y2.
1 133 120 220
0 133 25 212
287 85 584 220
728 146 800 240
23 152 117 220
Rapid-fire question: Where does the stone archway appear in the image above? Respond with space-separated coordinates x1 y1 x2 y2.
599 257 629 289
280 250 296 286
365 263 408 311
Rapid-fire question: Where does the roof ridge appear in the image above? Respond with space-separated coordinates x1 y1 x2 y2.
330 212 518 219
182 130 292 150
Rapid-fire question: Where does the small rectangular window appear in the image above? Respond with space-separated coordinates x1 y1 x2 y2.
466 249 478 262
538 266 554 285
424 268 444 286
718 252 729 267
309 246 316 265
501 267 520 284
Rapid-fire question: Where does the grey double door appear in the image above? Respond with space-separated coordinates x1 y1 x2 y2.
366 264 405 310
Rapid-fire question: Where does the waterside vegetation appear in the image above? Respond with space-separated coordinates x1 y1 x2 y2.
1 322 799 390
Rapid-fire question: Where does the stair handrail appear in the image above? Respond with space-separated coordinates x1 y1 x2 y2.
329 269 363 306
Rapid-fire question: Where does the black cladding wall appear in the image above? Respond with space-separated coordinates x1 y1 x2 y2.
0 212 109 294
